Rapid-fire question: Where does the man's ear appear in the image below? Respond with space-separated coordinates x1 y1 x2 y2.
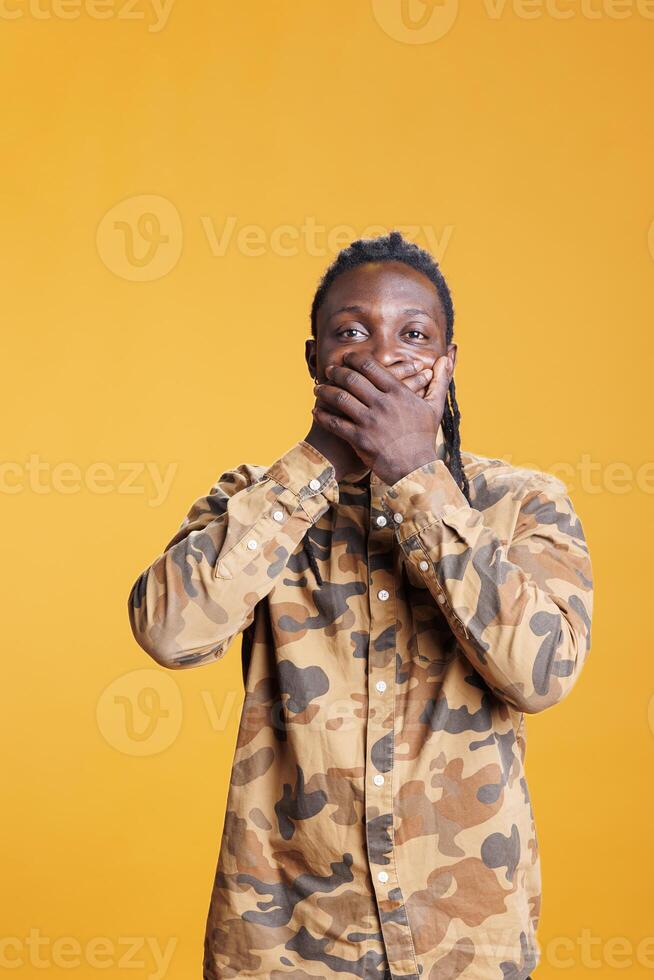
447 343 458 373
305 338 317 379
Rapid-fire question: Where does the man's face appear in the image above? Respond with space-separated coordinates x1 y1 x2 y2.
306 260 457 390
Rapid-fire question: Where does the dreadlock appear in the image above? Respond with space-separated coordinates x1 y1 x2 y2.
310 229 471 505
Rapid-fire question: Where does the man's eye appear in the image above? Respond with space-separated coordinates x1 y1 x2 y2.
339 327 365 339
406 329 427 339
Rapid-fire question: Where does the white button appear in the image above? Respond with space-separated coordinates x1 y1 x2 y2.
393 512 403 524
272 510 284 522
246 539 258 550
375 680 387 693
419 560 429 571
376 515 387 527
373 774 385 786
437 594 446 604
377 871 389 883
377 589 389 602
308 478 321 491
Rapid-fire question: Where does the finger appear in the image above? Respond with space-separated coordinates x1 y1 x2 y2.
402 367 434 393
326 356 424 404
390 360 424 383
339 351 415 394
311 404 359 445
324 363 385 407
423 355 453 407
314 382 367 423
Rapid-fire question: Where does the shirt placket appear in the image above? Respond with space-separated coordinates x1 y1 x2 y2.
364 476 420 980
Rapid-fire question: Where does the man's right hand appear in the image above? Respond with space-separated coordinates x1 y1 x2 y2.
303 361 433 482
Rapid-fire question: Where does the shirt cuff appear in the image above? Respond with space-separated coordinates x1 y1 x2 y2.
379 458 469 541
263 439 339 520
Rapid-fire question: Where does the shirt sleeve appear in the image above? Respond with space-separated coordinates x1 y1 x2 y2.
127 440 338 670
379 458 594 714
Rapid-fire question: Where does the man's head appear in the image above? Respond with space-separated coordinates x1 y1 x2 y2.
305 230 469 501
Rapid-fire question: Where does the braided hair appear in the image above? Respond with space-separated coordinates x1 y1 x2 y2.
310 229 470 504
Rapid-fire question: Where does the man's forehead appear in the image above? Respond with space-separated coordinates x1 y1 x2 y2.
322 262 442 317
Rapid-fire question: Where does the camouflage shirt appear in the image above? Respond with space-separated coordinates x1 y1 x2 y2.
127 422 593 980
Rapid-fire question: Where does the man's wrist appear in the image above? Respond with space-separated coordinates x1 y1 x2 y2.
303 422 362 483
380 450 441 488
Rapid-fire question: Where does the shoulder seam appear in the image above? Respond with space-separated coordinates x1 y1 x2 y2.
461 451 569 495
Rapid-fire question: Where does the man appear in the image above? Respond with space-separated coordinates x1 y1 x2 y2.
128 231 593 979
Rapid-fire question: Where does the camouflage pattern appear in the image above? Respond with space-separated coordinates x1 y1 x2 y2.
128 422 593 979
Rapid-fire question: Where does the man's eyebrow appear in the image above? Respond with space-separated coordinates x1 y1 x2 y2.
402 307 433 318
328 305 366 319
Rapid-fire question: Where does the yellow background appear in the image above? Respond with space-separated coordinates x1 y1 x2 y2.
2 1 652 977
